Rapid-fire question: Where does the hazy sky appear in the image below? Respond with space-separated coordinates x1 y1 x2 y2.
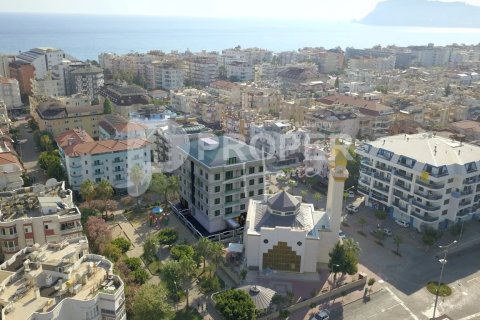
1 0 480 20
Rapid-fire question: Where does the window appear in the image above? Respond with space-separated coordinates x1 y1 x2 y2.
240 204 245 210
225 171 234 180
215 173 221 180
205 173 209 180
249 167 255 174
444 199 449 205
227 157 237 165
240 193 245 199
259 178 264 184
448 178 454 183
442 210 448 215
258 189 264 195
226 183 233 191
241 181 245 187
215 210 221 216
200 169 203 176
249 179 255 186
225 195 233 203
225 207 233 214
249 191 254 197
259 166 264 172
446 188 451 194
297 241 302 246
263 239 269 244
215 198 220 205
215 186 220 193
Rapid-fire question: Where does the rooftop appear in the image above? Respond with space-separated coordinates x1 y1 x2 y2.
36 101 103 120
0 239 122 320
55 129 95 148
103 83 147 96
178 136 263 167
365 133 480 166
0 181 78 222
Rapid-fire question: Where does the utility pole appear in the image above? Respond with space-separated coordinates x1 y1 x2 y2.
432 240 457 320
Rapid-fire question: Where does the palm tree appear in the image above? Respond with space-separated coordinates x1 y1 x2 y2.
129 164 145 206
178 257 197 308
208 241 224 274
196 237 211 274
342 238 361 257
393 235 403 255
96 180 114 216
313 192 322 208
79 180 96 206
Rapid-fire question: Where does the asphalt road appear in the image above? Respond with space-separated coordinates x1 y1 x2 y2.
329 289 417 320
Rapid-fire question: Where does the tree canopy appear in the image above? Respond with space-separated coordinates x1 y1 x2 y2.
328 238 361 276
103 98 113 114
214 289 256 320
132 284 173 320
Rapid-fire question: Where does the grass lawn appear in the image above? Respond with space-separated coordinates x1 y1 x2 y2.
173 308 202 320
426 282 452 296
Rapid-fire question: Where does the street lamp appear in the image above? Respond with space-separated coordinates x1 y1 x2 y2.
431 240 457 320
331 263 340 289
458 213 473 242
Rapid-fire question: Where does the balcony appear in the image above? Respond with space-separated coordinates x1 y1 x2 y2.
394 181 411 192
225 188 241 195
113 159 124 163
392 202 408 213
459 200 472 207
414 190 442 201
359 179 370 186
393 190 409 202
113 168 124 172
373 173 391 183
2 246 20 253
224 210 242 219
371 193 388 203
394 170 413 181
360 159 374 167
358 185 369 195
0 232 18 240
94 171 105 176
416 179 445 190
375 164 391 172
412 200 440 212
372 184 389 194
360 169 374 177
411 212 439 222
93 162 104 166
463 177 478 185
70 163 82 169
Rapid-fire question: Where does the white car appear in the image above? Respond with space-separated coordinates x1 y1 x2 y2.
339 230 346 240
346 204 358 214
311 309 330 320
395 219 410 228
383 228 393 236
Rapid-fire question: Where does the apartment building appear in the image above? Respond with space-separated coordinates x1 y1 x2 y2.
0 138 24 191
304 107 359 138
225 61 254 82
357 104 395 140
209 80 241 105
68 65 104 101
56 129 151 192
98 114 147 140
177 136 268 233
347 55 396 73
0 238 125 320
146 61 184 90
357 133 480 231
98 83 149 106
0 77 22 110
241 86 281 113
184 55 218 86
31 96 104 139
8 61 35 95
15 47 64 80
0 181 82 258
171 88 212 115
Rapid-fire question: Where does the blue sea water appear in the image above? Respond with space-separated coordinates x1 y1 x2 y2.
1 13 480 60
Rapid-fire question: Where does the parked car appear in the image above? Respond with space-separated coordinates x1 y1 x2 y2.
339 230 346 240
346 204 358 214
395 219 410 228
383 228 393 236
311 309 330 320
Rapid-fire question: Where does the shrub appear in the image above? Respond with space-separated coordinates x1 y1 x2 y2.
133 269 150 285
157 228 178 246
103 243 122 262
124 257 142 271
111 237 131 253
449 223 463 236
422 227 442 246
368 278 376 286
170 244 195 261
374 210 387 220
198 275 221 294
426 282 452 296
214 289 256 320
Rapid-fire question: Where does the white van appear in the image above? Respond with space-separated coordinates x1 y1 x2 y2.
395 219 410 228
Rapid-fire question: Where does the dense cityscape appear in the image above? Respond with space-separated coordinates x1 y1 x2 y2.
0 31 480 320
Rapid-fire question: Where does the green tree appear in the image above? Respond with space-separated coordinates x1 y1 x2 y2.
196 237 211 273
178 257 197 308
157 227 178 246
328 239 361 281
444 83 451 97
96 180 114 216
214 289 256 320
143 235 158 263
375 210 387 221
170 244 195 261
39 134 53 151
393 235 403 255
103 97 113 114
46 161 65 180
300 189 308 200
358 217 367 232
80 180 96 205
346 147 360 189
111 237 131 253
149 173 169 204
207 241 224 274
124 257 142 271
103 243 122 262
313 192 322 208
132 284 173 320
129 164 145 206
132 269 150 285
38 151 60 170
168 175 180 202
198 274 221 294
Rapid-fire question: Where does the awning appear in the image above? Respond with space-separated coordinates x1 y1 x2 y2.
226 218 240 228
227 243 244 253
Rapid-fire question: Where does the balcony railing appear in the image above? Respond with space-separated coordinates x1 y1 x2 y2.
373 173 391 183
224 210 242 219
411 212 439 222
375 164 391 172
416 179 445 190
94 171 104 176
358 185 369 195
113 159 124 163
463 177 478 185
393 190 409 202
394 181 411 192
373 184 389 193
394 170 413 181
360 169 374 177
412 200 440 212
93 162 104 166
414 190 442 200
392 202 408 213
459 200 472 207
225 188 241 195
371 193 388 203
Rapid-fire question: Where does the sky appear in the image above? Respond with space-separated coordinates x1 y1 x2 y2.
1 0 480 21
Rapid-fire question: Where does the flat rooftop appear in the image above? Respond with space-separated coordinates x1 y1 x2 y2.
366 133 480 166
178 136 264 167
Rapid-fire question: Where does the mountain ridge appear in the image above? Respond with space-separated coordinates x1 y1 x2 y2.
360 0 480 28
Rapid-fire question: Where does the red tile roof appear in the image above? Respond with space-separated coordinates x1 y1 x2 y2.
61 139 150 157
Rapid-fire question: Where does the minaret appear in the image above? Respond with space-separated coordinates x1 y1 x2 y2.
325 144 349 237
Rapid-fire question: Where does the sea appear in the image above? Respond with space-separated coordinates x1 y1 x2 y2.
1 13 480 61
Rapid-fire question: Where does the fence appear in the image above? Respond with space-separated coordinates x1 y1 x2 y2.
169 201 244 242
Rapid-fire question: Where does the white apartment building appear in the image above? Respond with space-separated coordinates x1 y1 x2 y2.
0 181 82 258
0 77 22 110
16 47 64 80
32 76 63 97
184 55 218 85
0 137 24 191
69 65 104 101
347 55 396 73
146 61 184 90
177 136 268 233
357 133 480 231
0 238 125 320
225 61 254 82
250 120 307 165
171 88 212 115
209 80 241 105
56 129 151 193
